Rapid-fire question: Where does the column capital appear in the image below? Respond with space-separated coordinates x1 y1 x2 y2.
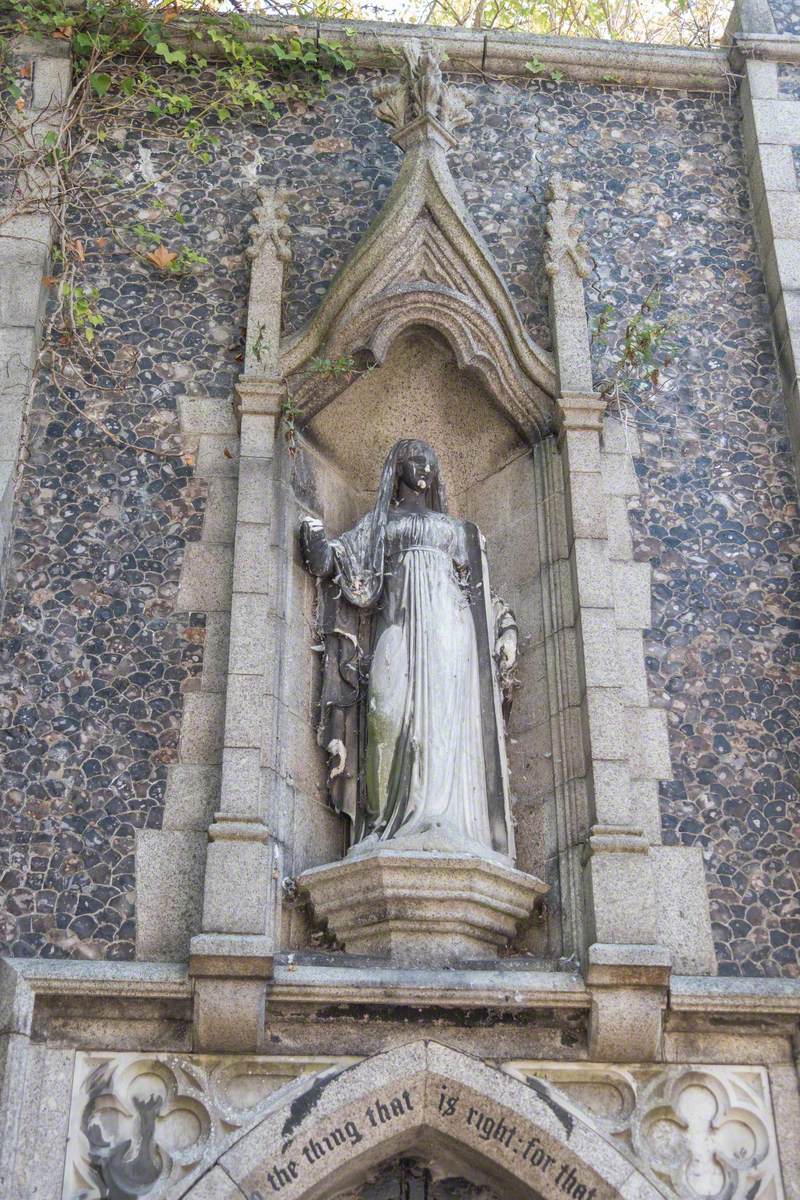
235 374 285 421
555 392 607 436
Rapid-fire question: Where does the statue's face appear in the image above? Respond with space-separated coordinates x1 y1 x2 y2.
398 446 435 494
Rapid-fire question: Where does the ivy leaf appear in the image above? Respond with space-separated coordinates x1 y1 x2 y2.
90 73 112 97
146 245 178 271
155 41 187 67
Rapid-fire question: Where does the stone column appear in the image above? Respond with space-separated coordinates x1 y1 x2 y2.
733 3 800 485
0 38 70 586
190 189 291 1052
545 177 671 1061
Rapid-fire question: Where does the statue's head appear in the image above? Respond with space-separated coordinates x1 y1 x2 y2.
387 439 447 512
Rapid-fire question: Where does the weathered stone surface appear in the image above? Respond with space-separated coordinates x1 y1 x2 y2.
298 848 547 966
0 48 796 981
207 1041 664 1200
135 829 207 961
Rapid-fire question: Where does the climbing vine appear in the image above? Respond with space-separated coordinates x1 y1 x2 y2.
1 0 354 454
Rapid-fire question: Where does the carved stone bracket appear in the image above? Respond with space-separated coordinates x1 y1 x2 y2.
243 184 292 375
248 185 291 265
545 175 595 398
544 174 592 282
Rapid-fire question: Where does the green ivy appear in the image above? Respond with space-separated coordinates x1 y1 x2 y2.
1 1 354 145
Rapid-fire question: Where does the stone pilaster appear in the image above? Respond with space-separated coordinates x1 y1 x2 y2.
0 38 70 588
546 179 671 1060
734 0 800 484
189 190 292 1051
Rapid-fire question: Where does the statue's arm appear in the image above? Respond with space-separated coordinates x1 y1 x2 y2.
299 516 336 578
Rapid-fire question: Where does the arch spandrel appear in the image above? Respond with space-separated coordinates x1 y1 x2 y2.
177 1042 669 1200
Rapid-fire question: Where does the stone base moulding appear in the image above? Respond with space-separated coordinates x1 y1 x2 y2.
297 848 547 966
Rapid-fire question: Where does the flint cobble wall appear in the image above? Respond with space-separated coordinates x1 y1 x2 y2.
1 68 797 975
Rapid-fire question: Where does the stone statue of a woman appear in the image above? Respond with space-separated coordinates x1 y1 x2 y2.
299 439 518 863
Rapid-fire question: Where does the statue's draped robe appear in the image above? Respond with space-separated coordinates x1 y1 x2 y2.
364 510 492 851
317 500 513 856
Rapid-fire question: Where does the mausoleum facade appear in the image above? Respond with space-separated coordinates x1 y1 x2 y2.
1 1 800 1197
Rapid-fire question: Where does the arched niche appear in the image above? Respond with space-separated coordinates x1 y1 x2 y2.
175 1041 668 1200
278 323 562 958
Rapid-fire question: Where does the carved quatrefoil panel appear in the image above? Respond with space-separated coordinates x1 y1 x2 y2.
502 1062 784 1200
63 1052 355 1200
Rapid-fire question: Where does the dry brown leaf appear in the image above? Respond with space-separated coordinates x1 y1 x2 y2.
146 244 177 270
19 63 31 79
42 275 57 286
96 237 108 250
223 447 233 459
70 239 85 263
14 98 25 112
53 26 73 39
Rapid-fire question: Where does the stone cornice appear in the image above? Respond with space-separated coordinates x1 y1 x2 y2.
252 17 733 92
731 32 800 64
114 12 734 92
4 958 192 1001
5 957 800 1028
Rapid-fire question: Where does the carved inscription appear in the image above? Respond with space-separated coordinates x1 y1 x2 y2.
254 1092 415 1195
437 1087 600 1200
251 1084 605 1199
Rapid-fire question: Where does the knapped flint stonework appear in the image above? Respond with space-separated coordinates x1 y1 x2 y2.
0 66 798 976
769 0 800 35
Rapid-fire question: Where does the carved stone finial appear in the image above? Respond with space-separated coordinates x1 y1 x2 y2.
544 174 591 280
247 185 291 264
372 40 472 147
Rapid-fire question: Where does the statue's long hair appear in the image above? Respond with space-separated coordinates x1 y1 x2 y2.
334 438 447 609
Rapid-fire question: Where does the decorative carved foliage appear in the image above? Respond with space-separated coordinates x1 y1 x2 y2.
503 1062 784 1200
63 1052 350 1200
248 185 292 265
544 175 591 282
371 40 472 141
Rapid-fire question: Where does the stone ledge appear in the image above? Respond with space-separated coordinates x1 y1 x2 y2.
164 13 731 91
268 961 589 1011
189 933 275 978
670 974 800 1014
586 942 672 987
733 32 800 64
2 959 191 999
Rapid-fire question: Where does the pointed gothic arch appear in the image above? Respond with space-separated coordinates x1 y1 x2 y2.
278 120 557 444
176 1042 668 1200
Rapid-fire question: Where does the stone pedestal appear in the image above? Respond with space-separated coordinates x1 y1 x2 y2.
297 848 547 966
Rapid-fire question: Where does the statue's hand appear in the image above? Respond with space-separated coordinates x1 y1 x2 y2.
495 626 518 675
326 738 347 780
299 516 330 572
